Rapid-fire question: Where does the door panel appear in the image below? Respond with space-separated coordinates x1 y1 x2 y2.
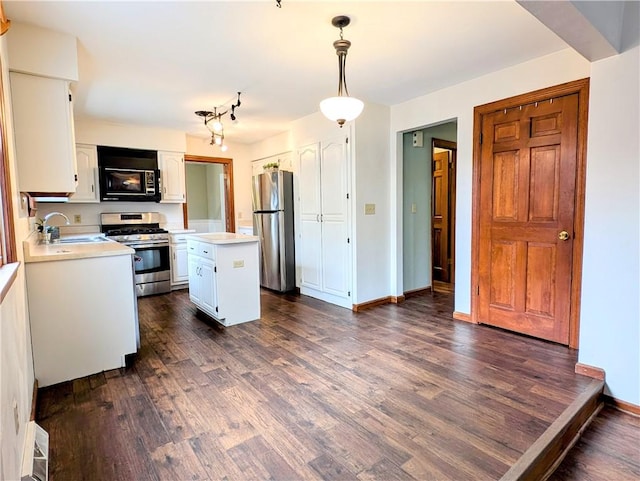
321 218 349 297
298 144 322 290
298 144 321 218
320 140 348 218
432 150 451 283
478 94 579 344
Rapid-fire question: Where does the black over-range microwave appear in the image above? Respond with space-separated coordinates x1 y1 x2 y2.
97 146 161 202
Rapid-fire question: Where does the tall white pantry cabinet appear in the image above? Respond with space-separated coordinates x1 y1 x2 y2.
297 135 352 309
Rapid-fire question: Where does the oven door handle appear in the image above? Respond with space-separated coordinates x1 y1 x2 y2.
124 241 170 249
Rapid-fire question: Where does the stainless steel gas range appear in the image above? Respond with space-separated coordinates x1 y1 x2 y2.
101 212 171 297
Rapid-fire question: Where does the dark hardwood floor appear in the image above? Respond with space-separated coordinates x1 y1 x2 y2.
549 405 640 481
37 289 598 480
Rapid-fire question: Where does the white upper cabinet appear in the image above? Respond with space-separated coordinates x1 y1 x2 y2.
10 72 78 194
158 151 185 203
251 152 293 176
69 144 99 203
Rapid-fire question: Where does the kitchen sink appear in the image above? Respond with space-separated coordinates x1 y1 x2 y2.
41 235 109 245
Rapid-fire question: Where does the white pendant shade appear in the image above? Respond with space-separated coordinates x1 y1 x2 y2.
320 96 364 124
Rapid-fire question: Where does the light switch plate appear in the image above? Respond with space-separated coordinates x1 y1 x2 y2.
233 260 244 268
364 203 376 215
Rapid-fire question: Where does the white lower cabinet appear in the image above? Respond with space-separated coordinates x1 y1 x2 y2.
26 253 138 387
187 234 260 326
170 230 195 289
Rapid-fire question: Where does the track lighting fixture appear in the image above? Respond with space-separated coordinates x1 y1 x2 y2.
195 92 242 151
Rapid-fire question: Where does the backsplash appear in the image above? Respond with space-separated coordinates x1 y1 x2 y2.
34 202 185 234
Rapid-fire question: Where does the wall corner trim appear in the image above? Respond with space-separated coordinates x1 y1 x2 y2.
575 362 605 380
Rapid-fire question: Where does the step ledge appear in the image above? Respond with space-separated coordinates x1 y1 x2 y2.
500 378 604 481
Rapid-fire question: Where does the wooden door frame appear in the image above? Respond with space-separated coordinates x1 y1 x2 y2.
470 78 590 349
182 154 235 233
432 138 457 285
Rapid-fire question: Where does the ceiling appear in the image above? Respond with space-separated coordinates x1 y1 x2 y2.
4 1 571 145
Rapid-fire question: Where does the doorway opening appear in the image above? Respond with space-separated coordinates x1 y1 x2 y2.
183 154 235 233
402 121 457 299
431 138 457 294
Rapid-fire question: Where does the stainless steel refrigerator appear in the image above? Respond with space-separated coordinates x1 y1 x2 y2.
252 170 295 292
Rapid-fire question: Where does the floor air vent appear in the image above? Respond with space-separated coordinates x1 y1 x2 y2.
21 421 48 481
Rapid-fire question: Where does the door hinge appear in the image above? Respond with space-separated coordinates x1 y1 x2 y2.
479 133 483 145
348 291 351 297
74 174 78 182
214 266 217 273
215 306 218 312
346 193 349 199
347 238 350 244
68 93 72 102
346 137 349 144
477 285 480 295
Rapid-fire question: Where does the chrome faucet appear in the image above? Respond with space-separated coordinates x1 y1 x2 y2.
42 212 70 243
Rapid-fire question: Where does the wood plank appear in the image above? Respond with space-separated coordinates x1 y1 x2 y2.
500 378 604 481
35 289 621 481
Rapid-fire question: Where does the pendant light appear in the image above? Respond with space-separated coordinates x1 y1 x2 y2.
320 15 364 127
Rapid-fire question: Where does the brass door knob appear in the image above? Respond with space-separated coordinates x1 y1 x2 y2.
558 230 570 241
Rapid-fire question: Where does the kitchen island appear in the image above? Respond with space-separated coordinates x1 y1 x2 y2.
186 232 260 327
23 233 138 387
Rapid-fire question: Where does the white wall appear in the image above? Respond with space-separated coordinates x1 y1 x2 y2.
579 45 639 405
7 22 78 81
35 201 185 233
352 102 391 303
390 48 591 314
0 35 36 481
75 117 186 152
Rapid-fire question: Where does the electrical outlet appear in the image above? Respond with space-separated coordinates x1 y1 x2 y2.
364 203 376 215
74 214 82 224
233 260 244 268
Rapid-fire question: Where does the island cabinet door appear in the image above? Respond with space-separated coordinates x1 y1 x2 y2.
187 256 201 303
199 258 217 316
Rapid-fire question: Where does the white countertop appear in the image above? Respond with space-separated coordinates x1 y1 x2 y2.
187 232 259 244
23 233 135 263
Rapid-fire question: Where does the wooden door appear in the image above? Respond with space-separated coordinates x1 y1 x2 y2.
477 94 580 344
432 148 454 283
